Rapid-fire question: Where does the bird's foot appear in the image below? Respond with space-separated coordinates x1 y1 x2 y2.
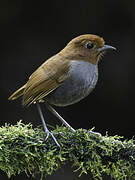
45 129 60 147
88 130 101 136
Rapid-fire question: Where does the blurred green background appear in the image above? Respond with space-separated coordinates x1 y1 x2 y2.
0 0 135 179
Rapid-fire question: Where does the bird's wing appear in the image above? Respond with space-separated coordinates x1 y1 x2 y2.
23 55 70 106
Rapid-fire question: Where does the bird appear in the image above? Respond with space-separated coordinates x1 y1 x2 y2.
8 34 116 146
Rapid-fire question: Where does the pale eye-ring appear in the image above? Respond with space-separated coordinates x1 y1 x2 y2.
85 42 94 49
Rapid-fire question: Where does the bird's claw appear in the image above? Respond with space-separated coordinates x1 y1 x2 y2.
45 130 60 147
45 130 50 140
88 130 101 136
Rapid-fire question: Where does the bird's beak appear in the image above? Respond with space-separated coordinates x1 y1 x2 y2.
98 45 116 52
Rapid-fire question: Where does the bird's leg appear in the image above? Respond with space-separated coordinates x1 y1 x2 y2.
45 103 101 136
45 103 76 133
36 102 60 147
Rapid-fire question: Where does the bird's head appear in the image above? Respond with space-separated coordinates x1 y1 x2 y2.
60 34 116 64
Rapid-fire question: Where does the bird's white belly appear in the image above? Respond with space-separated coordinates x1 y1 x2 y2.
45 60 98 106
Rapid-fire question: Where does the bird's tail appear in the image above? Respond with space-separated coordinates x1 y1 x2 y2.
8 84 26 101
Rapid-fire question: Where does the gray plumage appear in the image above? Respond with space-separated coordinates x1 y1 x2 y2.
45 60 98 106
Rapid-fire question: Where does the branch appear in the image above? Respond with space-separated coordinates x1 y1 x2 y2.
0 121 135 180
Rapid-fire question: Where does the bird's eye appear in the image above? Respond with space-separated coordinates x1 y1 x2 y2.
85 42 94 49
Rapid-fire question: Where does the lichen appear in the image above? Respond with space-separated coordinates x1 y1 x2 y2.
0 121 135 180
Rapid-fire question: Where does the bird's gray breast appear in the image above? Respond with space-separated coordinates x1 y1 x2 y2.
46 60 98 106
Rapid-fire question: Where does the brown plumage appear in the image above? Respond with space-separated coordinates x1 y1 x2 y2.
8 34 105 106
8 34 116 146
9 56 70 106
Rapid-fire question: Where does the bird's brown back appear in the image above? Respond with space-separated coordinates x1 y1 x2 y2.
23 54 70 106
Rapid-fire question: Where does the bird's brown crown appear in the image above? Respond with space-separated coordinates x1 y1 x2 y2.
68 34 104 47
60 34 105 64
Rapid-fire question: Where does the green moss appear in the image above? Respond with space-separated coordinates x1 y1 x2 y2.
0 121 135 179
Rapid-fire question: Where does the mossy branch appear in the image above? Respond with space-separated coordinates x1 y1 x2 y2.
0 121 135 180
